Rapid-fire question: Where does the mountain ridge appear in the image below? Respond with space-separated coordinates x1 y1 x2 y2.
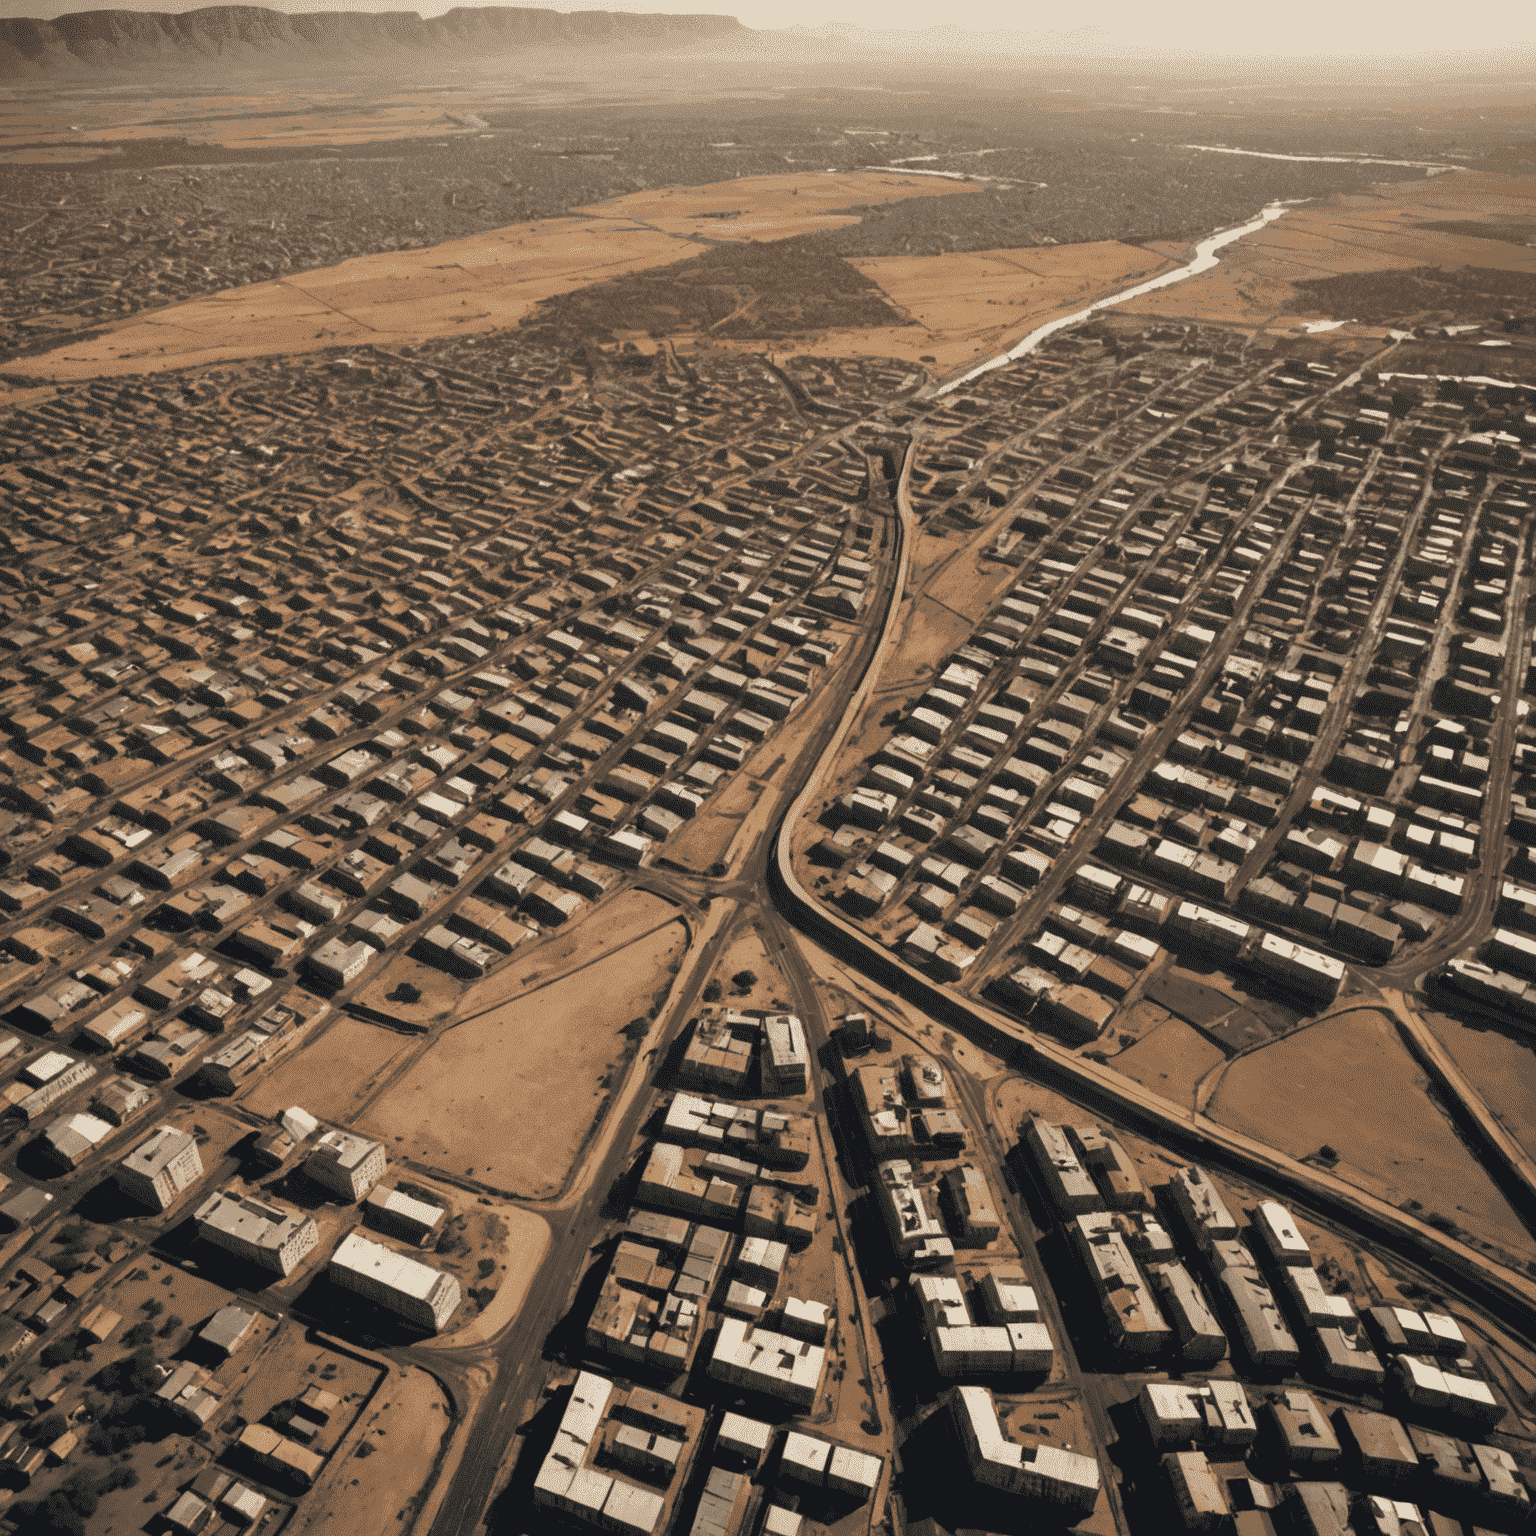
0 4 747 75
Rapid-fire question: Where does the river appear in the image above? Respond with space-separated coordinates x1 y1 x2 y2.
1181 143 1461 173
936 201 1292 395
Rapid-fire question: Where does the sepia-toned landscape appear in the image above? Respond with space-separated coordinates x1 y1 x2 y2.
0 8 1534 1536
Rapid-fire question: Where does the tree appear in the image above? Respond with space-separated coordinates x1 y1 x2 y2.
730 970 757 991
40 1336 82 1369
476 1257 497 1280
702 980 722 1003
26 1411 68 1445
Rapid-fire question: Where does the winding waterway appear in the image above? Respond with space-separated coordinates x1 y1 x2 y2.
937 201 1292 395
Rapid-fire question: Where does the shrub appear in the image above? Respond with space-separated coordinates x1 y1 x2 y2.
476 1258 496 1280
40 1336 82 1369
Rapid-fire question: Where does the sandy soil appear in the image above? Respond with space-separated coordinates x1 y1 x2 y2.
701 239 1179 373
1107 1017 1225 1106
1425 1010 1536 1161
359 911 687 1196
1207 1008 1536 1261
241 1013 422 1125
286 1357 453 1536
436 1203 550 1347
710 921 799 1019
1117 170 1536 333
14 170 976 385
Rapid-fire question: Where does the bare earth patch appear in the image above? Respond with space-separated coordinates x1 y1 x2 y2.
1208 1008 1535 1262
14 170 977 386
1108 1017 1225 1107
241 1012 423 1125
359 912 687 1197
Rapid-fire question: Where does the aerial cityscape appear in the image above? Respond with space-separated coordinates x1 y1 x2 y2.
0 7 1533 1536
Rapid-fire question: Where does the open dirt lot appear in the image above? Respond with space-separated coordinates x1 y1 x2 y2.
15 170 977 384
241 1012 422 1126
1425 1010 1536 1162
358 909 687 1197
1207 1007 1536 1263
1116 170 1536 333
0 86 488 161
1107 1016 1225 1106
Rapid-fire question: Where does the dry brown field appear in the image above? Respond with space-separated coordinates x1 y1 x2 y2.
1117 170 1536 333
0 86 489 162
705 239 1180 373
1107 1015 1225 1105
1425 1011 1536 1161
1207 1007 1535 1262
242 1011 422 1124
14 170 979 386
358 908 687 1197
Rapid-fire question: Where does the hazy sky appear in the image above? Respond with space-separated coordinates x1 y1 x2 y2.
4 0 1534 57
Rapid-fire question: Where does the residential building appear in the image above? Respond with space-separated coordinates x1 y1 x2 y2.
328 1231 461 1332
194 1190 319 1276
116 1124 204 1211
304 1129 387 1201
949 1385 1100 1518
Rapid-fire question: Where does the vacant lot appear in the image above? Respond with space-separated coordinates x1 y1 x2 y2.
1426 1011 1536 1161
1208 1008 1535 1262
360 910 687 1197
1109 1017 1225 1107
290 1360 452 1536
21 169 976 383
242 1013 422 1125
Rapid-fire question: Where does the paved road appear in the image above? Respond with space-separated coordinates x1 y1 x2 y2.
417 436 914 1536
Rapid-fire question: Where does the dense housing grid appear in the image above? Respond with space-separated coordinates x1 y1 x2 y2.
0 262 1533 1536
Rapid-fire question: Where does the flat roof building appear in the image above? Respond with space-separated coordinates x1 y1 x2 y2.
872 1159 951 1266
1266 1391 1340 1468
949 1385 1100 1519
1070 1212 1170 1353
761 1014 808 1096
305 1129 387 1202
1164 1449 1228 1531
1217 1266 1299 1371
708 1317 825 1409
1139 1381 1255 1450
1022 1115 1099 1216
116 1124 203 1212
364 1184 446 1248
329 1231 461 1332
1147 1260 1227 1362
534 1372 703 1536
194 1190 319 1276
1166 1166 1238 1248
1335 1408 1419 1484
1250 1201 1310 1267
